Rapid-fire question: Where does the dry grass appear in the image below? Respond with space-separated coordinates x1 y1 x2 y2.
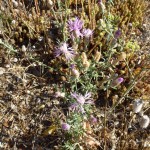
0 0 149 149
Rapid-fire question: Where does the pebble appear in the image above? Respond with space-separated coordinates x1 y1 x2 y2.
0 67 5 75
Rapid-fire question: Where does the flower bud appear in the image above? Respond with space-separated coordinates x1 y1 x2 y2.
114 29 122 39
61 123 71 131
132 99 143 113
112 77 124 87
90 115 97 124
71 69 80 78
139 115 149 128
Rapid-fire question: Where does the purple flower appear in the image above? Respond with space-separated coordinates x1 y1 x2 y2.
114 29 122 39
69 92 93 113
61 123 71 131
71 92 93 105
82 29 93 38
69 103 79 110
68 17 83 39
54 42 75 60
69 102 85 113
68 17 83 32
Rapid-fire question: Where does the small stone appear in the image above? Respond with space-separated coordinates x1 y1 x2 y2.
139 115 149 128
143 24 146 27
5 64 10 68
11 20 16 25
22 45 26 52
0 67 5 75
132 99 143 113
13 58 18 62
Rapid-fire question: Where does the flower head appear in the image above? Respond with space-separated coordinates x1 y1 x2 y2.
69 92 93 113
54 42 75 60
82 29 93 38
61 123 71 131
68 17 83 31
71 92 93 105
68 17 83 39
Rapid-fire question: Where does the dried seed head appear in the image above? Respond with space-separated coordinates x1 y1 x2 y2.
139 115 149 128
81 52 88 63
83 60 90 70
94 51 101 62
118 52 126 61
132 99 143 113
